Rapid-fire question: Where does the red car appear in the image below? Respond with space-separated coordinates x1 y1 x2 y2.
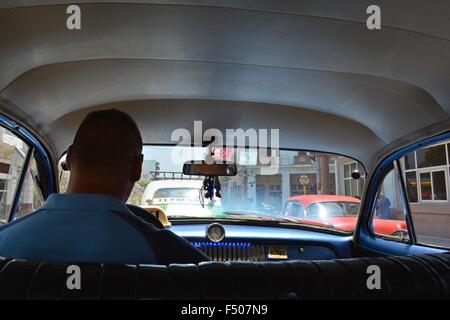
282 195 407 237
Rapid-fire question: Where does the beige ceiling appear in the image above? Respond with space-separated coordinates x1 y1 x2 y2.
0 1 449 167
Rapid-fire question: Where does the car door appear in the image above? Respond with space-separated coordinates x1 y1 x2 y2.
354 130 450 257
0 114 53 224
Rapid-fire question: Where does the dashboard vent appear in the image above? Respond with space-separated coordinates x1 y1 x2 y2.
191 242 265 262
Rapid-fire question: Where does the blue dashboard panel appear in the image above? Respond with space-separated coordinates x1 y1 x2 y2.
170 224 353 260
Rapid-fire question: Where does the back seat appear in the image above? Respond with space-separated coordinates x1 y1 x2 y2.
0 253 448 299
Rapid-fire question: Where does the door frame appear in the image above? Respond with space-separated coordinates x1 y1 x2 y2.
0 112 56 215
354 123 450 256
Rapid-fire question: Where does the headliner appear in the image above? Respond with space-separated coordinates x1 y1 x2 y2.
0 1 449 167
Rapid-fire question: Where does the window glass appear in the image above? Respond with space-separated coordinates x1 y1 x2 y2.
0 127 29 223
448 143 450 164
419 172 432 200
398 140 450 248
15 156 44 219
405 171 418 202
0 179 6 204
342 161 365 198
416 144 446 168
60 147 366 234
358 177 366 196
370 168 409 240
344 179 350 195
306 202 359 219
343 164 350 178
432 171 447 201
351 179 358 197
404 152 416 170
282 201 304 218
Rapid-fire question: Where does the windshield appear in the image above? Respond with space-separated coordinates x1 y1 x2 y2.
59 146 366 233
131 146 365 233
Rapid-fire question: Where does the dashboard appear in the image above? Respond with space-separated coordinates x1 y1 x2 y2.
170 223 354 262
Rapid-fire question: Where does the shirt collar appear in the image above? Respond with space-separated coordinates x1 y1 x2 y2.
43 193 131 213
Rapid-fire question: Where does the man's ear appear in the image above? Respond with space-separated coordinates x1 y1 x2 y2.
130 154 144 182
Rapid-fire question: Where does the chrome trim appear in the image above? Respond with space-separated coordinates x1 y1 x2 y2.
206 223 225 242
193 242 266 262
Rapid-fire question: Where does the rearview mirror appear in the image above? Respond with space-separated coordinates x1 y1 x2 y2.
351 170 361 180
182 161 237 176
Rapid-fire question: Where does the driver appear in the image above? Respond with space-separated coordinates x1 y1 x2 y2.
0 109 209 265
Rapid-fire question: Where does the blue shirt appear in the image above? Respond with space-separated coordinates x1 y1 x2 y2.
0 194 209 265
376 196 392 219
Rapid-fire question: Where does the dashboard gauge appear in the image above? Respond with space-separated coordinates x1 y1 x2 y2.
206 223 225 242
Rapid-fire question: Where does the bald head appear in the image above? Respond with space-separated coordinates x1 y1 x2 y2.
73 109 142 162
66 109 144 202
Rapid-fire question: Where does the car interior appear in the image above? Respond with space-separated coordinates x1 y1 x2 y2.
0 0 449 300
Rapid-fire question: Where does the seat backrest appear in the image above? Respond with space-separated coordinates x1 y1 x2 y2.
0 254 448 299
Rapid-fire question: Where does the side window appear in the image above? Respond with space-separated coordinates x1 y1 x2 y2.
372 140 450 249
400 141 450 248
0 127 30 223
370 166 410 241
15 156 44 219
